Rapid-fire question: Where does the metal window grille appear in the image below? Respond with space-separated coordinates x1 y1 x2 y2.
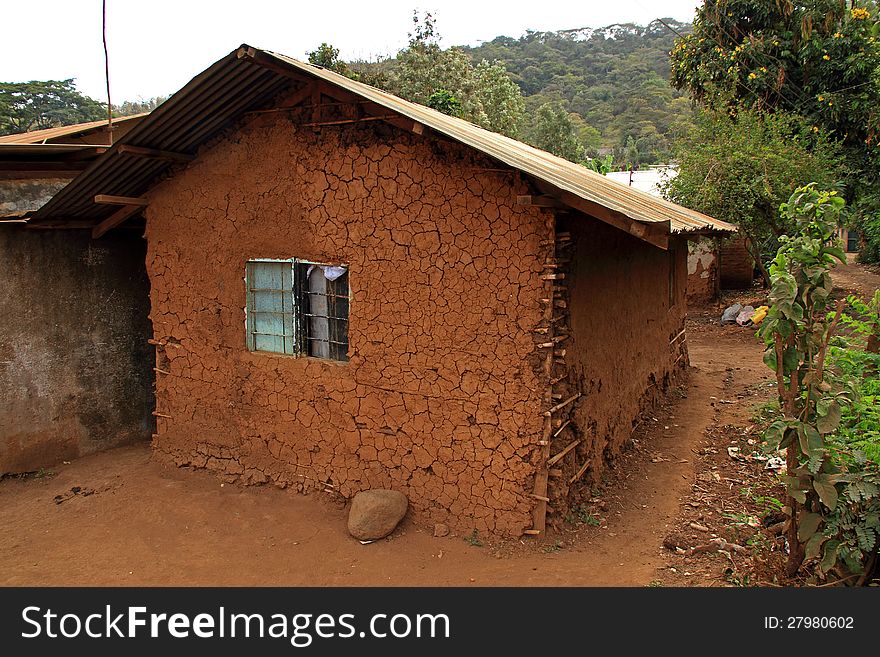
246 259 349 362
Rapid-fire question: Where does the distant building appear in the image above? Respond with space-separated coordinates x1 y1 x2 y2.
606 166 677 196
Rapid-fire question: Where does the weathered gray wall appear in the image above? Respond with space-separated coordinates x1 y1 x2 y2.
0 226 154 473
0 177 72 216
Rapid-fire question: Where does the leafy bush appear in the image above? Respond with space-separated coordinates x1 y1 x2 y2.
759 184 880 582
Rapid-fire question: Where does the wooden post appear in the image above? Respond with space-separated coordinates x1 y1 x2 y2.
530 213 557 535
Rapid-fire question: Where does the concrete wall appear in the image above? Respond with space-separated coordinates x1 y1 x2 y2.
0 176 72 216
0 226 154 473
145 112 550 536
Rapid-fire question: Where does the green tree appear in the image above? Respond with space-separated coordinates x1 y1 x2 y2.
466 19 695 164
392 12 525 137
0 79 106 135
663 107 843 283
114 96 167 117
524 101 585 162
307 43 349 75
472 60 526 136
427 89 462 116
670 0 880 260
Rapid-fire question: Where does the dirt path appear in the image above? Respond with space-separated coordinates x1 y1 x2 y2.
6 262 874 586
834 256 880 300
0 324 763 587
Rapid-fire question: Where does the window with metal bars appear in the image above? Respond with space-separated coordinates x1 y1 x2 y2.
245 259 349 362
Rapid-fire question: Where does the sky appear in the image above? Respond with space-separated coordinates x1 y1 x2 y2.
1 0 701 102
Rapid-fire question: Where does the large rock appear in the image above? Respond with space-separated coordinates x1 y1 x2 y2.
347 490 408 540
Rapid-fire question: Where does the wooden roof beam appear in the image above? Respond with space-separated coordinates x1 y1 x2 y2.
117 144 194 164
25 219 102 230
94 194 148 206
92 204 145 239
91 195 148 238
530 179 669 250
517 195 566 209
238 49 427 137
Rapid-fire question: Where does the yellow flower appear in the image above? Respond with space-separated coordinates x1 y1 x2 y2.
818 95 824 101
851 7 870 20
823 54 831 60
812 126 819 133
834 32 843 38
748 72 757 80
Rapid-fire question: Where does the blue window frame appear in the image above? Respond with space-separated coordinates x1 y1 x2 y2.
245 259 349 361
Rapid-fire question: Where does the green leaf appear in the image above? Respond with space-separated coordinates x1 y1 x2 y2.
804 532 828 561
792 490 807 504
816 400 841 434
782 347 800 374
764 420 787 446
813 477 839 511
776 319 793 339
795 423 822 456
797 512 823 542
819 539 840 574
763 348 777 371
823 246 847 263
803 424 823 453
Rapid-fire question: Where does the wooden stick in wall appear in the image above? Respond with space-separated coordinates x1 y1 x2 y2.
543 393 580 417
569 459 591 484
547 438 581 467
529 216 557 535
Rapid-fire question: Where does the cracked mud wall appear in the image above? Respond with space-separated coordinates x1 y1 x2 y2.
562 219 688 496
0 226 154 473
144 113 551 535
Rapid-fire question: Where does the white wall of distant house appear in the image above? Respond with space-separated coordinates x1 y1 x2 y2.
606 166 677 198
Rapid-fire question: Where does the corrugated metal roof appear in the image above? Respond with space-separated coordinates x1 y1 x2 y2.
31 44 734 239
262 50 732 236
0 113 147 145
32 51 290 223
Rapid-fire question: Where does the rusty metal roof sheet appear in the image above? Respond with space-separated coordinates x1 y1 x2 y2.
260 50 733 236
0 113 147 144
31 45 734 239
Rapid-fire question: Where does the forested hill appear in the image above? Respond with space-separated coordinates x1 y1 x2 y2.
462 19 694 165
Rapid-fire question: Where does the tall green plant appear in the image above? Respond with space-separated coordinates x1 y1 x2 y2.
758 184 848 576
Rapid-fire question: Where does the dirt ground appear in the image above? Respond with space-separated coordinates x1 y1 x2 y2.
2 260 877 587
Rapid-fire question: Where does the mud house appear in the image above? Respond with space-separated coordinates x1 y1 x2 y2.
11 45 734 536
